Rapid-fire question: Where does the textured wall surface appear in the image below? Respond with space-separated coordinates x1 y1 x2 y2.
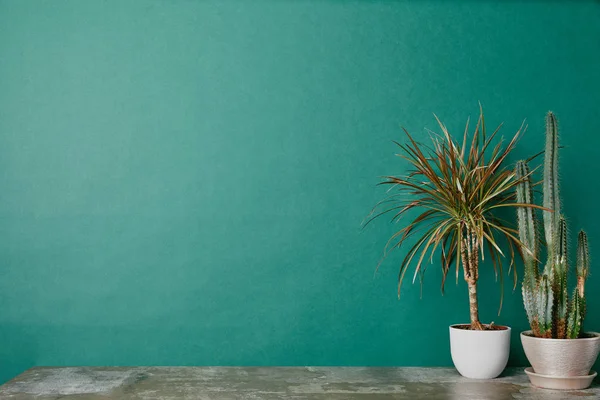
0 0 599 384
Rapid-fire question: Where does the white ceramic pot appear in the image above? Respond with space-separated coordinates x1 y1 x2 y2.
521 330 600 376
449 324 511 379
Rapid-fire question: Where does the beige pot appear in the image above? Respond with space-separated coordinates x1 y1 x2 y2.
521 330 600 376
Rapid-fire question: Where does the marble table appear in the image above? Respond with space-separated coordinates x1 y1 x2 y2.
0 367 598 399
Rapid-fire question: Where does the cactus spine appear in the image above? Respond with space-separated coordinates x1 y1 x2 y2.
516 112 590 339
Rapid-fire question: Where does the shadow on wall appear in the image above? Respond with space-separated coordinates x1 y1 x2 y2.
0 324 38 384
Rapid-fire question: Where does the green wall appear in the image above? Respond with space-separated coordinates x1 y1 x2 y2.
1 0 599 383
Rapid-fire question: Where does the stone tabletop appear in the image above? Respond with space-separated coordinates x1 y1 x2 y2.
0 367 598 399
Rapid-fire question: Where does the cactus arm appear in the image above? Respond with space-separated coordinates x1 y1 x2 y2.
537 274 554 338
576 230 589 298
535 277 546 335
567 288 583 339
566 231 589 339
576 230 589 327
522 284 539 336
554 216 569 338
515 161 539 272
543 111 560 260
515 160 539 329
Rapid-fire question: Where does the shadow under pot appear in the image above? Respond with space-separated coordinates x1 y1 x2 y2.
521 331 600 390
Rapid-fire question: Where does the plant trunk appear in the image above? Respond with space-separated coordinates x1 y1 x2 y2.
462 227 483 330
468 280 483 330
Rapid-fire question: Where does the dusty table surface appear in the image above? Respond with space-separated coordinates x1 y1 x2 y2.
0 367 598 399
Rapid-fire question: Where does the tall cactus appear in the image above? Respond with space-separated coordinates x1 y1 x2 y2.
516 112 590 339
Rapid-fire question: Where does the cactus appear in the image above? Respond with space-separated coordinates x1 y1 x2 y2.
515 112 590 339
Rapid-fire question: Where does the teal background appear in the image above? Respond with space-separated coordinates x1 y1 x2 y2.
1 0 599 384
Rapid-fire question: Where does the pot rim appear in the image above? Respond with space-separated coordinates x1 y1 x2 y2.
521 330 600 341
450 324 511 331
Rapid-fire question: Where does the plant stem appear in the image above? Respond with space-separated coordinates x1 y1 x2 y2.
467 280 483 330
462 226 484 330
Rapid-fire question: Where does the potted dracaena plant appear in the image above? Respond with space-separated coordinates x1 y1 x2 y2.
515 112 599 390
365 107 541 379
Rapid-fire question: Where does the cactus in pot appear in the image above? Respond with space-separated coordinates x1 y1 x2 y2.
515 112 590 339
516 112 599 388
